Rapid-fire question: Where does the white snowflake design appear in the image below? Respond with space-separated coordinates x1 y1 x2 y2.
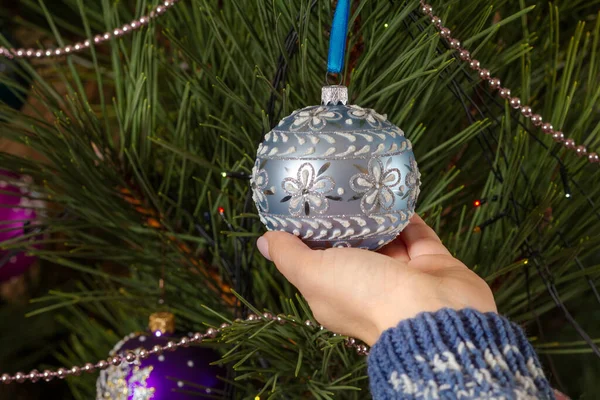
282 163 335 216
404 157 421 210
348 105 388 128
350 158 401 215
290 106 343 131
251 158 271 212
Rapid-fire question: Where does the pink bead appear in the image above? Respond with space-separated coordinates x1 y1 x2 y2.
552 131 565 142
530 114 543 126
499 88 511 99
564 138 576 148
541 123 553 133
74 43 82 50
459 49 471 61
16 49 24 57
479 69 491 80
1 374 12 384
576 145 587 157
113 28 123 36
56 368 68 379
103 33 111 40
431 16 442 27
28 370 40 383
489 78 501 89
440 28 451 38
588 153 599 163
421 4 433 14
509 97 521 108
520 106 532 117
469 59 481 70
94 35 103 44
45 49 52 56
64 46 72 53
82 363 95 373
130 21 139 29
54 49 62 56
25 48 34 57
449 39 461 49
84 40 91 47
206 327 218 338
42 370 53 382
156 6 166 14
35 50 43 57
139 16 149 25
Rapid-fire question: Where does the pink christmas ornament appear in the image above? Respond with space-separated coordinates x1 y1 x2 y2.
0 170 42 282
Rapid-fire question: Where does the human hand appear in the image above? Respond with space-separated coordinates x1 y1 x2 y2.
256 215 497 346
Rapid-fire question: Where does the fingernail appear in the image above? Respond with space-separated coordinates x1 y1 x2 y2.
257 236 271 261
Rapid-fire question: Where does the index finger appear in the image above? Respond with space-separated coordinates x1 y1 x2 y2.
400 214 451 259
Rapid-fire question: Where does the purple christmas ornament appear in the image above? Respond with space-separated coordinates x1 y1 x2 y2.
96 332 225 399
0 170 41 283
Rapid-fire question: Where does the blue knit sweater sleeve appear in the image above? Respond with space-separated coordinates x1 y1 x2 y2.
367 308 555 399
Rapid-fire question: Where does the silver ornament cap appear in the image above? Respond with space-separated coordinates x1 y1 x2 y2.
252 86 421 250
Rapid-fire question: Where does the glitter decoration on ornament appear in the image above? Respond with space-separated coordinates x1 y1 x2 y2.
252 86 421 250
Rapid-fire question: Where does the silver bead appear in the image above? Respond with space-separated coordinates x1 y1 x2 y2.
82 363 95 373
498 88 511 99
56 368 67 379
345 338 356 347
440 28 451 38
488 78 501 90
588 152 599 163
125 352 137 362
459 49 471 61
469 59 481 70
509 97 521 109
576 145 587 157
247 314 258 321
14 372 26 383
0 374 10 384
304 320 313 327
96 360 109 370
42 370 53 382
70 366 81 376
206 328 218 338
530 114 543 126
179 337 190 347
564 138 576 149
541 122 553 133
29 370 40 383
479 69 491 80
449 39 461 49
192 332 203 342
520 106 532 117
421 4 433 14
139 349 150 359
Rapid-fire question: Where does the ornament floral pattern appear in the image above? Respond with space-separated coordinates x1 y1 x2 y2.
350 158 401 214
251 159 270 212
282 163 335 216
404 157 421 210
348 105 387 128
290 106 342 131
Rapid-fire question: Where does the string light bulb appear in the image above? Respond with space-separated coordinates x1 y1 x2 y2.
218 207 225 215
474 200 482 207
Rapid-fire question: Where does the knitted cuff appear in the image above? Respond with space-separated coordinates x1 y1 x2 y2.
367 308 555 400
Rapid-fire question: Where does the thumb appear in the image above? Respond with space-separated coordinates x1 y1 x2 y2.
257 231 322 288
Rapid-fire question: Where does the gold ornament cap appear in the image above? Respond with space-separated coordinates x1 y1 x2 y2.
149 311 176 335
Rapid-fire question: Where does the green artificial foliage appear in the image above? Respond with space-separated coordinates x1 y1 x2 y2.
0 0 599 398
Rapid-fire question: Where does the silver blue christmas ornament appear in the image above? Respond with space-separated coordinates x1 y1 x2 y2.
251 86 421 250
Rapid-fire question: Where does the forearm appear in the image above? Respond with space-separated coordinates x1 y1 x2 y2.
368 308 555 399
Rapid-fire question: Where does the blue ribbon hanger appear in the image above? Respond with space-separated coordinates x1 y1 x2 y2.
327 0 351 75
